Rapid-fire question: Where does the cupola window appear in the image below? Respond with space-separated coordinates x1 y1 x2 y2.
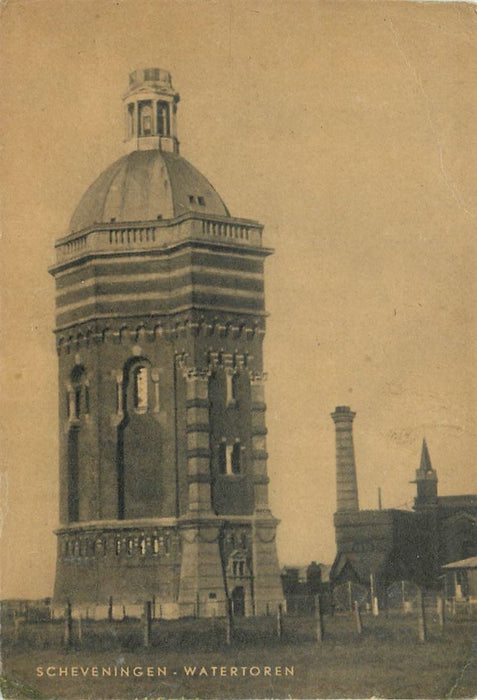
157 101 170 136
139 101 153 136
127 103 135 137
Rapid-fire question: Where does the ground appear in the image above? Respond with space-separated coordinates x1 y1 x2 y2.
1 611 476 699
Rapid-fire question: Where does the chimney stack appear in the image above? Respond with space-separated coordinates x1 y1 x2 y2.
331 406 359 512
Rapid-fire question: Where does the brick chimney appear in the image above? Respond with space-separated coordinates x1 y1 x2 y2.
331 406 359 512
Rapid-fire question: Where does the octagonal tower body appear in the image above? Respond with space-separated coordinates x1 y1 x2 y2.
50 69 284 618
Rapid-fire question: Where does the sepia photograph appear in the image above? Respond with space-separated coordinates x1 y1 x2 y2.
1 1 476 698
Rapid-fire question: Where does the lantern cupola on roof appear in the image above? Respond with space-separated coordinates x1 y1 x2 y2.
123 67 180 153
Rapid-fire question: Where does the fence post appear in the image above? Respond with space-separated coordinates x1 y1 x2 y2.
277 603 284 640
13 610 20 643
347 581 353 612
370 573 379 616
108 596 113 623
417 588 427 643
143 601 152 648
225 598 234 646
315 595 324 642
437 595 445 631
77 614 83 645
64 601 73 647
353 600 362 635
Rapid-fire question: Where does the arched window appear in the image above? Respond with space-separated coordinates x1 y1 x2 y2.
133 366 148 412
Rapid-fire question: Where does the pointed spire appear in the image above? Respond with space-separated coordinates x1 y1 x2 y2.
420 438 433 473
414 438 438 510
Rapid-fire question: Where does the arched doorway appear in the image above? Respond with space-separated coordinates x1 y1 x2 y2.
231 586 245 617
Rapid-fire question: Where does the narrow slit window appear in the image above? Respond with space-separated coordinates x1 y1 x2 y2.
218 443 227 475
226 372 234 405
74 388 81 418
133 366 148 412
231 443 241 474
226 444 234 474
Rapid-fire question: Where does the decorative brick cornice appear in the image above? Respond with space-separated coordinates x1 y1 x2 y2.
55 312 267 355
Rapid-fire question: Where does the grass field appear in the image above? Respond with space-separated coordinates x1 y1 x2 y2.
1 611 476 699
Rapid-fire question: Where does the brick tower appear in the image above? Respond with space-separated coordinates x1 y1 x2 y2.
51 68 283 618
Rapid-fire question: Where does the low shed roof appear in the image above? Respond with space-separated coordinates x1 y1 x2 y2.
442 556 477 570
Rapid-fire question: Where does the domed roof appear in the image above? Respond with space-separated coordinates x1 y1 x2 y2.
70 149 230 233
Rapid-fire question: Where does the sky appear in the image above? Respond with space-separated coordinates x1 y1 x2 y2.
1 0 476 599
